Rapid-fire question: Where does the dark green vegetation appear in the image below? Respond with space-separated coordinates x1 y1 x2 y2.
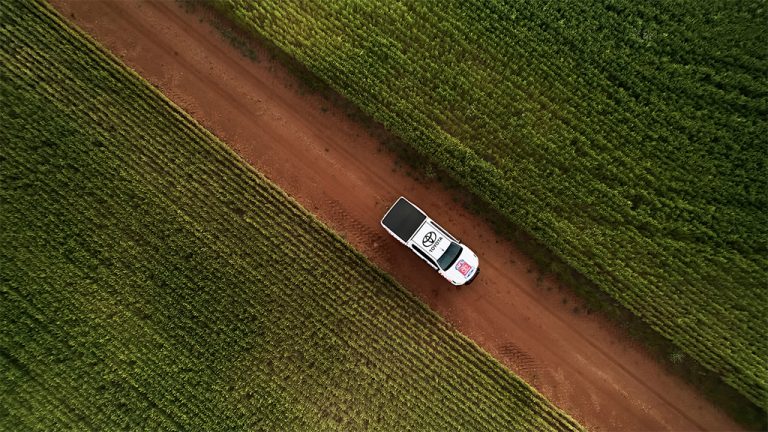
0 1 584 430
212 0 768 411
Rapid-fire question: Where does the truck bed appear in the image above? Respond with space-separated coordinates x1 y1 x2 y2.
381 197 427 243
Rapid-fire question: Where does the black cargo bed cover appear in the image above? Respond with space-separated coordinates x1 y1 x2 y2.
381 197 426 242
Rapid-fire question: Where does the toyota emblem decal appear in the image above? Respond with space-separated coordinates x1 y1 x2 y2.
422 231 437 247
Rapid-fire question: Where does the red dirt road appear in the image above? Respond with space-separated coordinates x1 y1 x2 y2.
51 1 742 430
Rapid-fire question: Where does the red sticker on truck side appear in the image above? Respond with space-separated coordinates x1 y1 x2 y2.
455 259 472 276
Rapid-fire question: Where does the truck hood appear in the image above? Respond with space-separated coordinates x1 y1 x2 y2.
443 247 479 284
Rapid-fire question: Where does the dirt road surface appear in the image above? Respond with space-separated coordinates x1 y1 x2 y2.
50 1 742 430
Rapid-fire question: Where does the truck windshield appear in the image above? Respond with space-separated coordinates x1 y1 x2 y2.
437 242 463 271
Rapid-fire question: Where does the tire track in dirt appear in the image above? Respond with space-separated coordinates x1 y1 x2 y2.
49 1 743 431
498 341 541 385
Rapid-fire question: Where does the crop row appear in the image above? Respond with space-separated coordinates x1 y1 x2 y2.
0 1 583 430
211 0 768 407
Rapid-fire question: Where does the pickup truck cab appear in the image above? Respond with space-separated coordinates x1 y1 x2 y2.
381 197 479 285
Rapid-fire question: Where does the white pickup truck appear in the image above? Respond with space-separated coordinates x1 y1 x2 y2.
381 196 479 285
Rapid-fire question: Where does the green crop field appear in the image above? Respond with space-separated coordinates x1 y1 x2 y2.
212 0 768 409
0 1 585 430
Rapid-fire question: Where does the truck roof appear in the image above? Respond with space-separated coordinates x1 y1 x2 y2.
381 197 427 242
412 221 451 260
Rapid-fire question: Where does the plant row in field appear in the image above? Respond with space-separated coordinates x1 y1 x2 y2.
0 1 583 430
210 0 768 408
